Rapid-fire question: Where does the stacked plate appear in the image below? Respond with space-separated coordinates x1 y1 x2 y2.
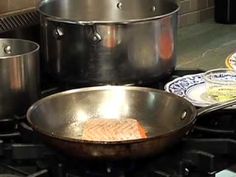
164 73 210 107
164 53 236 107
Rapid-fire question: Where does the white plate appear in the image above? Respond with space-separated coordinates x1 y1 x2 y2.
226 52 236 70
164 73 236 108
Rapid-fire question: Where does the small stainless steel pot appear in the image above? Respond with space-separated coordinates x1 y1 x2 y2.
39 0 179 85
0 38 40 118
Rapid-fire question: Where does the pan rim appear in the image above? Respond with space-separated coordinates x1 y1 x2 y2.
27 85 197 144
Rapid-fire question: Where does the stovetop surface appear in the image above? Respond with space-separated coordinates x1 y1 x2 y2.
1 70 236 177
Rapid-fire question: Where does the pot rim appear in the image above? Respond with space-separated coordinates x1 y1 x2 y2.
38 1 180 25
0 38 40 60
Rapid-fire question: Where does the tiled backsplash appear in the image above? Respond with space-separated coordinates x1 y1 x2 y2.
0 0 38 15
178 0 215 27
0 0 214 27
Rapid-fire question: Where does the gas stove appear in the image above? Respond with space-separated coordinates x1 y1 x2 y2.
0 70 236 177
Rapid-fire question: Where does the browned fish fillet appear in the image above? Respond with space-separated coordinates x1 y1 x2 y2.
81 118 147 141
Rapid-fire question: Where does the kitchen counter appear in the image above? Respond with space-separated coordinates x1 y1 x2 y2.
176 19 236 71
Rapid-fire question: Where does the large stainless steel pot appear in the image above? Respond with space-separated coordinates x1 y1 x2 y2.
39 0 179 85
0 39 40 118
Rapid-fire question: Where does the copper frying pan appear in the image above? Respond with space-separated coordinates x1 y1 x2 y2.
26 86 236 160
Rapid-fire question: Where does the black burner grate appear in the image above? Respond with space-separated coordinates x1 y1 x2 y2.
0 69 236 177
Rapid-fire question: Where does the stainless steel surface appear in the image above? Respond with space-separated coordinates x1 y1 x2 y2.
27 86 236 160
39 0 179 84
26 86 190 160
38 0 178 24
0 38 40 117
28 86 196 138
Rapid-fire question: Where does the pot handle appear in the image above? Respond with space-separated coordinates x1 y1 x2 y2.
197 98 236 117
53 26 64 40
87 25 102 44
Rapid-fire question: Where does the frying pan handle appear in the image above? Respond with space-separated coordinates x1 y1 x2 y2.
197 98 236 117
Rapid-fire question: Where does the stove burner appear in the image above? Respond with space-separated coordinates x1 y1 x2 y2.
0 69 235 177
193 111 236 138
0 118 17 133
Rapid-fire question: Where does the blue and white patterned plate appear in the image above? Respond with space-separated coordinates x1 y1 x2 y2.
164 73 219 107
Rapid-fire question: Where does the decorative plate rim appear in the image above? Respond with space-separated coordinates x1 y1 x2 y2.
164 73 208 107
164 73 236 108
225 52 236 70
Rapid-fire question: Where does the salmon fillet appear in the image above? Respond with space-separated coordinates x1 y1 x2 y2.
81 118 147 141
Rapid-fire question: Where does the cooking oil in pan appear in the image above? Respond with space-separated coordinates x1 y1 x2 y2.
56 121 85 139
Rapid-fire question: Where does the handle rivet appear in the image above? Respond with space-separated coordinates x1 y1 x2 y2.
4 45 12 54
91 32 102 43
93 36 98 41
117 2 123 9
181 111 187 120
152 6 156 12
